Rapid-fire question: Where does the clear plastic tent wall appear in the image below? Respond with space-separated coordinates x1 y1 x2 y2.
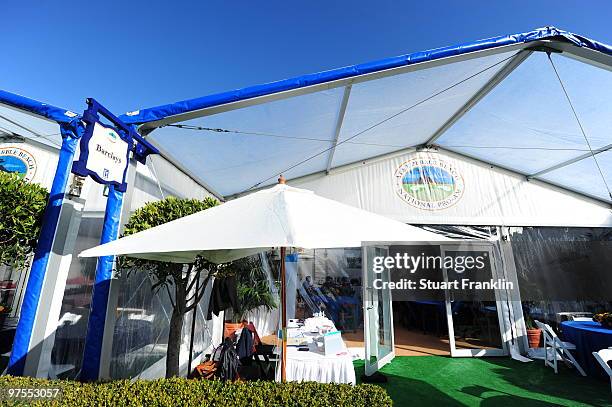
121 27 612 204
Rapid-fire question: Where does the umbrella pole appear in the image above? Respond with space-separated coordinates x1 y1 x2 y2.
280 246 287 382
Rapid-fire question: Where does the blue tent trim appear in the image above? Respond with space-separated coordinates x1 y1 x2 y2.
0 90 80 124
119 26 612 125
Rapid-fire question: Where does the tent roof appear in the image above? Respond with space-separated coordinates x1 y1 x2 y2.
115 26 612 203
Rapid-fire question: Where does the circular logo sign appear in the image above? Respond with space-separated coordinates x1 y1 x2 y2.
0 147 37 182
106 129 119 143
394 157 464 210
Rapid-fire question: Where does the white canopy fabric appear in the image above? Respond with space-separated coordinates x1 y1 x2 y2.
116 29 612 204
79 183 449 263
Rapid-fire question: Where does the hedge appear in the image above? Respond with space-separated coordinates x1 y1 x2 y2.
0 376 392 407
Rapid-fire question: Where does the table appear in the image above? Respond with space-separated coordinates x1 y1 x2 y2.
561 320 612 377
276 319 356 384
277 344 356 384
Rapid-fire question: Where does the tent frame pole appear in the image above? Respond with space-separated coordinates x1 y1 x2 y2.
424 50 532 147
326 85 352 174
528 142 612 179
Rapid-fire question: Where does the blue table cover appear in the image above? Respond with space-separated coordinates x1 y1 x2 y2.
561 320 612 377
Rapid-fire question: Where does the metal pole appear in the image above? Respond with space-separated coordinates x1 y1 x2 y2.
280 246 287 382
276 175 288 382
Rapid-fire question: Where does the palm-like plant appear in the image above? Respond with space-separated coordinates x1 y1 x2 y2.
217 255 277 322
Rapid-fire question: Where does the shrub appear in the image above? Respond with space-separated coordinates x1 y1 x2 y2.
0 376 392 406
0 172 48 268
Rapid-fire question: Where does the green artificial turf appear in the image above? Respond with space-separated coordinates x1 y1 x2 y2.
354 356 611 406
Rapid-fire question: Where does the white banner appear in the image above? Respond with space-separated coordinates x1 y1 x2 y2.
292 150 612 228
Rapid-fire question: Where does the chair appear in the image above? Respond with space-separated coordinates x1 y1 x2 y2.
246 322 277 380
534 320 586 376
592 348 612 393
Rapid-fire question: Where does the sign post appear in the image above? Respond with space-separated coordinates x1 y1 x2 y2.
73 99 158 381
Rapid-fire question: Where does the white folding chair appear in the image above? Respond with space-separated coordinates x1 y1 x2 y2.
592 348 612 393
534 320 586 376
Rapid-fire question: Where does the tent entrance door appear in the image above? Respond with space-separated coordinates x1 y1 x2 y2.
441 243 508 357
363 246 395 375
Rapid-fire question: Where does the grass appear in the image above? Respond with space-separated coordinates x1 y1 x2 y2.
354 356 611 406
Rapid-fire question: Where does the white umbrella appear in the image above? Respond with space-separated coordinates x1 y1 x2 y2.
80 181 448 262
80 179 450 380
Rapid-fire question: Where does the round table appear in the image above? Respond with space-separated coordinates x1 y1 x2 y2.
561 320 612 377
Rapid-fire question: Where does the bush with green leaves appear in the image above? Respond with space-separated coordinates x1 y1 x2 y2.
118 195 220 378
216 255 277 323
0 172 49 269
0 376 393 406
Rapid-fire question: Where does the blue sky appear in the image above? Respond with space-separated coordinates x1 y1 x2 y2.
1 1 611 115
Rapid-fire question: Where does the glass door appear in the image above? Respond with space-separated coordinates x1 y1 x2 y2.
363 246 395 375
441 243 508 357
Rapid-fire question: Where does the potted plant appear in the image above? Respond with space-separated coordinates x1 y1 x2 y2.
218 255 277 338
525 314 541 348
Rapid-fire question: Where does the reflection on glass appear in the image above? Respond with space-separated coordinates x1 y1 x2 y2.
445 250 503 350
50 217 102 379
293 248 363 333
512 227 612 337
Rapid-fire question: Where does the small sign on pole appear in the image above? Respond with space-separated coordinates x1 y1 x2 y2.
73 122 130 191
72 98 158 192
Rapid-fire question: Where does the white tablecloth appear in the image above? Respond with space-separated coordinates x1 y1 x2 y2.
276 339 356 384
283 346 356 384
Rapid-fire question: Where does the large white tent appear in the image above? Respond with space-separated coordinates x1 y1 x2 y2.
1 26 611 382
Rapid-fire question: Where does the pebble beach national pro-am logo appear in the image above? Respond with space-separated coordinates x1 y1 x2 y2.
394 157 464 210
0 147 37 182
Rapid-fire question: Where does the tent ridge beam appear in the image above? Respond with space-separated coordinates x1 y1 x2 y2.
423 50 532 147
528 142 612 179
326 85 352 174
